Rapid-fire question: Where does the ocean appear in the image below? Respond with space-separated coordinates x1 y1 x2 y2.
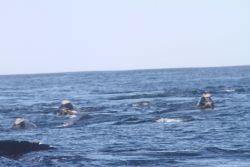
0 66 250 167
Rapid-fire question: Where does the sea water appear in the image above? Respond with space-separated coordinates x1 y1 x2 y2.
0 66 249 167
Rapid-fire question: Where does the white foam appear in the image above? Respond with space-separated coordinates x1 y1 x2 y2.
69 115 77 118
224 89 235 92
156 118 183 123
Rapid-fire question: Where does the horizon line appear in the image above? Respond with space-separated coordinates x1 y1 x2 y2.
1 64 249 76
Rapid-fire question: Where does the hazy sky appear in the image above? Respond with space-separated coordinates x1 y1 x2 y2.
0 0 249 74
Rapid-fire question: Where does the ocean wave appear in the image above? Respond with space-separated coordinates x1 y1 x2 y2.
203 147 250 158
131 101 151 107
106 159 180 166
156 118 183 123
156 116 194 123
109 92 169 100
113 116 150 125
153 102 196 114
222 89 236 93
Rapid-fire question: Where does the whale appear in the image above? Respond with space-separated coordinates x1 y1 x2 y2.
0 140 55 159
12 117 37 129
58 100 78 116
197 92 214 109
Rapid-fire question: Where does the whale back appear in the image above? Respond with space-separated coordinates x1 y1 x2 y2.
0 140 54 159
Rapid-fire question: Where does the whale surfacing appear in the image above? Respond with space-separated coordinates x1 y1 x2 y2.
197 92 214 109
58 100 78 116
12 117 37 129
0 140 55 159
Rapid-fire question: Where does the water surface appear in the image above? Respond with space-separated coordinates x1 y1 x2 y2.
0 66 250 167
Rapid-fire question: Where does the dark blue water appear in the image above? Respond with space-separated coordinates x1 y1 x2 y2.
0 66 250 167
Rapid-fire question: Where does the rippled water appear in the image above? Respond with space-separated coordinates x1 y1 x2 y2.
0 66 250 167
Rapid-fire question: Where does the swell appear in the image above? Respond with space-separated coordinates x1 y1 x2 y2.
108 85 250 101
204 147 250 156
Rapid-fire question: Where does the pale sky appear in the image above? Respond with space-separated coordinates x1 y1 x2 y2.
0 0 249 75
